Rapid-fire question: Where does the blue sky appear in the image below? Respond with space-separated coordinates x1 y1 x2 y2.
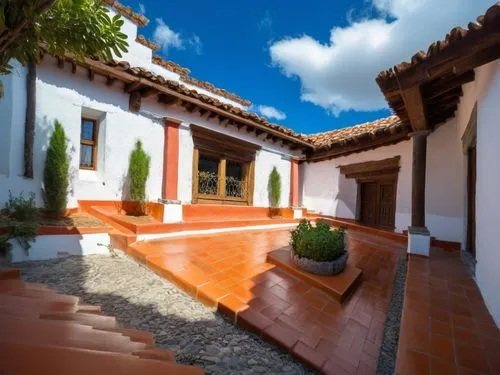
122 0 493 134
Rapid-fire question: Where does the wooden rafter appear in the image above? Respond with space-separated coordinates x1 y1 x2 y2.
401 86 427 131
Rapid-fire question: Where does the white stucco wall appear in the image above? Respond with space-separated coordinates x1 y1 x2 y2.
301 140 413 233
474 60 500 326
0 57 165 207
141 102 300 207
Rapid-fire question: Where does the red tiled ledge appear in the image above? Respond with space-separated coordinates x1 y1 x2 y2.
267 248 362 303
0 225 110 236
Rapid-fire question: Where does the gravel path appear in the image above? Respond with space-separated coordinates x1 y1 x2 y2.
17 254 317 375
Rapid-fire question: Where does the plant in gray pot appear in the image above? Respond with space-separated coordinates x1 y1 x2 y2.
290 220 348 276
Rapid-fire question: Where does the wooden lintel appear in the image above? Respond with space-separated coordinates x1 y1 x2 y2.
129 90 141 113
339 156 400 179
401 86 427 131
124 81 142 93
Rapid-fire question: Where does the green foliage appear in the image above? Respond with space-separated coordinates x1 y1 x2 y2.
7 221 37 254
268 166 281 208
3 190 39 222
0 0 129 74
43 120 69 216
128 139 150 203
290 220 345 262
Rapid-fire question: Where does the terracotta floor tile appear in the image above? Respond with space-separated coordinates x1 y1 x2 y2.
131 228 407 372
455 343 489 373
217 294 248 323
430 358 458 375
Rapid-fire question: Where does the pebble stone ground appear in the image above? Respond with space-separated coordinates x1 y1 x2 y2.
17 253 318 375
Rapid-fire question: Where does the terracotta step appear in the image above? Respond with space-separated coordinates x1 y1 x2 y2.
0 294 77 312
76 304 103 314
133 346 176 362
0 315 147 354
0 341 204 375
0 279 54 293
39 311 117 329
102 327 155 345
0 268 21 280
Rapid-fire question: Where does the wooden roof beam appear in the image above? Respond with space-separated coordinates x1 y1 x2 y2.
124 80 142 93
422 70 475 96
401 86 428 131
158 93 180 106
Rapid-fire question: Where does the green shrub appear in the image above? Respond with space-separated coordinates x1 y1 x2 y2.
268 166 281 208
128 140 150 215
7 222 37 254
43 120 69 217
290 220 345 262
3 191 39 222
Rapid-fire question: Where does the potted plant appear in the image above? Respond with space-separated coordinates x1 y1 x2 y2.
127 140 150 216
268 166 281 218
290 219 348 275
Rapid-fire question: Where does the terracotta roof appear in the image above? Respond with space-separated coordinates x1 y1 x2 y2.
151 56 252 107
102 0 149 26
376 2 500 83
79 55 311 146
152 56 191 76
136 35 160 52
180 75 252 107
306 116 403 149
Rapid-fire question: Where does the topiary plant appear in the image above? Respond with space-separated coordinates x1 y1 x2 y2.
128 140 150 215
268 166 281 208
290 220 345 262
43 120 70 217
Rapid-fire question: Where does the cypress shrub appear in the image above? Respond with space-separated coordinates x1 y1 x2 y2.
268 166 281 208
43 120 69 217
128 140 150 215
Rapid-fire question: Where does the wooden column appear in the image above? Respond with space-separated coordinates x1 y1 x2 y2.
290 159 299 207
162 119 181 201
411 130 429 228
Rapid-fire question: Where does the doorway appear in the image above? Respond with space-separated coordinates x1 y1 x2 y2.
466 145 476 258
360 180 397 228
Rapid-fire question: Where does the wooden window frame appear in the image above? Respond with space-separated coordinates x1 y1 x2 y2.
190 124 258 206
80 118 99 170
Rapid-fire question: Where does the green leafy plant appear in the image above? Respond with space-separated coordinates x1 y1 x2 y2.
7 221 37 254
268 166 281 208
290 220 345 262
128 140 150 215
0 0 129 74
3 190 39 222
43 120 69 217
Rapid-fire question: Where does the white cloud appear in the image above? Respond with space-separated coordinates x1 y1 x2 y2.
269 0 493 115
138 3 146 14
257 105 287 121
153 19 203 56
258 11 273 32
153 19 184 54
189 34 203 55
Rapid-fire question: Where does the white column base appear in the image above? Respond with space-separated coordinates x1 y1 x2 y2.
159 200 183 223
293 208 303 219
407 226 431 257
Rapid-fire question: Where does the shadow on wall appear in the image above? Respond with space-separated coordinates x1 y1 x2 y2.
334 174 357 219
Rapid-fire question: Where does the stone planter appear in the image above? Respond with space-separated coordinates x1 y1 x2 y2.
291 250 348 276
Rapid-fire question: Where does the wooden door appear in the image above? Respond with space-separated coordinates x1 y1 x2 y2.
467 146 476 258
379 183 396 228
360 180 396 228
360 183 378 226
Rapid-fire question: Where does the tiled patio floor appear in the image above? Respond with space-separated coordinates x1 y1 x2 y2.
397 249 500 375
128 229 406 374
